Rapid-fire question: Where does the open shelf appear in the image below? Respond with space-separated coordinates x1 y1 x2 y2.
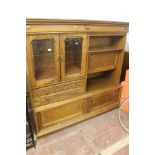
89 35 124 50
89 46 123 53
88 35 124 74
87 71 117 92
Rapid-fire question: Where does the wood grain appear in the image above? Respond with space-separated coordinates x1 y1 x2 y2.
26 19 129 137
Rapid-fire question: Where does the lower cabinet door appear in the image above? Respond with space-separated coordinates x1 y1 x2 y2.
87 88 119 112
36 99 85 130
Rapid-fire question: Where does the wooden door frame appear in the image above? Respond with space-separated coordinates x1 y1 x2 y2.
60 33 87 81
27 34 60 88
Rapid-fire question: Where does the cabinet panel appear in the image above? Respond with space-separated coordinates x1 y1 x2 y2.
27 34 60 87
87 88 119 112
88 51 118 73
37 99 85 129
32 79 86 107
60 34 87 81
32 79 85 98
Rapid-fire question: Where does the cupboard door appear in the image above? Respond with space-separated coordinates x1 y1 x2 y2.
87 89 119 112
60 34 87 81
27 34 60 87
36 99 85 130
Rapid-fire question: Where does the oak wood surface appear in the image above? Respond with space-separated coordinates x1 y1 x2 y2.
26 18 129 137
26 18 129 26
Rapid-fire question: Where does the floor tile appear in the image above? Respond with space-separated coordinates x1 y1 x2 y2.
26 108 129 155
48 132 95 155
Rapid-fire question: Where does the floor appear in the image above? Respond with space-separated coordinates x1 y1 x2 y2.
27 108 129 155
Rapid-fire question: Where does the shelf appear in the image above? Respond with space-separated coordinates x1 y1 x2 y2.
65 50 81 53
88 65 116 74
34 53 54 57
35 65 55 69
87 76 117 92
35 69 55 80
89 46 123 53
65 65 81 75
65 61 81 64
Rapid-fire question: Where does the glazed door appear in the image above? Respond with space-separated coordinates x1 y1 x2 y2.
60 34 87 81
27 34 60 87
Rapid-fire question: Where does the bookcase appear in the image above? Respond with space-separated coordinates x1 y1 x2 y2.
26 19 129 137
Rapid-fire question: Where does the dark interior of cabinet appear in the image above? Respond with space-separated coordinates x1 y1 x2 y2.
87 70 116 92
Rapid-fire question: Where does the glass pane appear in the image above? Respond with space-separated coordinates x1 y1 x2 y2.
65 38 82 75
32 39 56 80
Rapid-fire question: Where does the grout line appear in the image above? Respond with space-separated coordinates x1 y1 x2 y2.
80 129 100 153
37 130 79 148
97 135 129 155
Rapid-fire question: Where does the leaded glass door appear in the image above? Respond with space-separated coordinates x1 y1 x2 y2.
27 34 60 87
60 34 87 81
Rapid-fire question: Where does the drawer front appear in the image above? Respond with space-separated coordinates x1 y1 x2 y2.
88 52 118 73
27 25 128 34
34 88 85 107
32 79 85 98
36 99 85 129
32 79 86 107
87 88 119 112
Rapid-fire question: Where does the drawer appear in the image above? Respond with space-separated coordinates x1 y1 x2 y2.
87 88 120 112
32 79 86 107
88 51 118 74
32 79 85 98
27 24 128 34
36 99 85 130
33 88 85 107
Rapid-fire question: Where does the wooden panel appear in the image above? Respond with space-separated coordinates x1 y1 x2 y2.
37 99 85 129
26 25 128 34
32 79 85 97
26 18 129 26
33 88 85 107
87 88 119 112
88 51 118 74
108 36 127 84
32 79 86 107
34 87 121 137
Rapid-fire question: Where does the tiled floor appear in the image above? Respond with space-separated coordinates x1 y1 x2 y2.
27 108 129 155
